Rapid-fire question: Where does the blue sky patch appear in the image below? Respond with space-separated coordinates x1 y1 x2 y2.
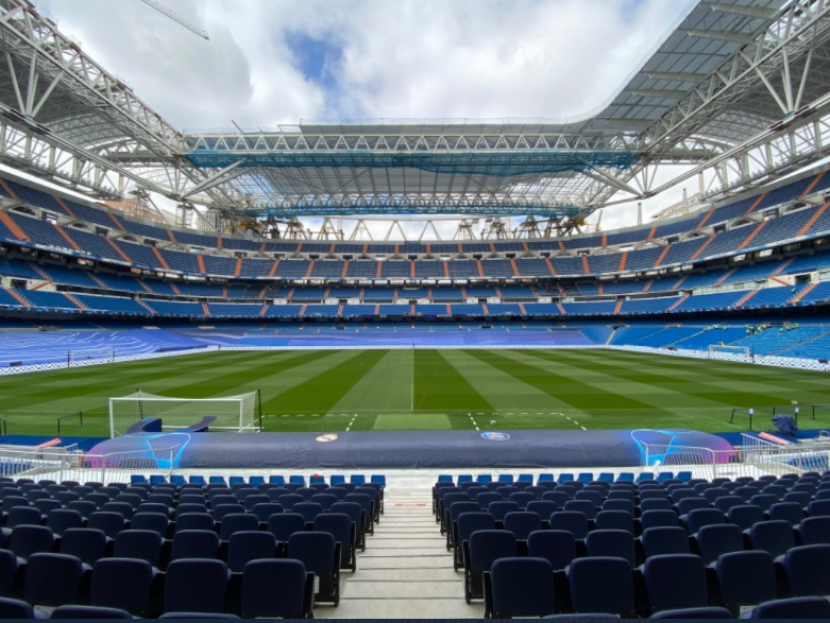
285 31 341 91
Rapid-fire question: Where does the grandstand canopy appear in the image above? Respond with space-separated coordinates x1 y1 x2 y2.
0 0 829 230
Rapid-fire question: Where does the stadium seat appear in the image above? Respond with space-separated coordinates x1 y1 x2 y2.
743 596 830 619
796 515 830 545
314 512 357 572
286 531 340 606
585 529 637 566
46 509 83 536
549 511 589 539
86 511 125 538
331 502 367 551
487 557 556 619
639 527 691 558
563 500 597 520
131 512 170 538
113 529 163 567
727 504 765 531
239 559 313 619
89 558 157 616
9 525 54 560
640 509 680 530
175 513 216 533
642 554 709 614
50 605 133 619
164 559 230 614
502 511 542 542
776 543 830 597
250 502 284 524
745 520 795 558
594 510 635 535
169 529 221 563
454 512 496 571
692 524 744 564
465 530 517 603
649 606 733 619
0 596 36 619
566 556 637 617
266 513 308 543
219 513 259 540
226 531 278 573
24 553 85 609
768 501 805 526
59 528 109 566
712 550 777 616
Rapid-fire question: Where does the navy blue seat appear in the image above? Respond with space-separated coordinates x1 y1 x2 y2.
50 605 133 619
693 524 744 564
768 501 804 526
9 525 54 560
212 504 245 522
776 543 830 597
330 502 366 551
24 553 84 608
59 528 108 566
488 557 556 619
131 512 170 538
566 556 637 617
640 509 679 530
712 495 743 514
164 559 230 614
113 530 163 567
90 558 157 616
746 519 795 558
465 529 517 603
87 512 125 538
682 508 724 534
454 512 496 571
549 511 589 539
526 530 576 571
219 513 259 541
642 554 709 614
796 515 830 545
743 596 830 619
266 513 306 543
488 501 520 524
585 529 636 567
251 503 284 524
314 512 357 572
46 509 83 536
226 531 277 573
169 529 221 563
0 596 35 618
594 510 635 535
640 498 673 513
286 531 340 606
0 549 17 597
239 559 313 619
727 504 764 531
639 527 690 558
650 606 733 619
563 500 597 520
712 550 777 617
502 511 542 541
526 501 558 521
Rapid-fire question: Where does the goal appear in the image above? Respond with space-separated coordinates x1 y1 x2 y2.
108 390 261 437
708 344 753 360
67 348 114 366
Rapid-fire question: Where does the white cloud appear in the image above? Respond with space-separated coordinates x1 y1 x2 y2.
32 0 697 234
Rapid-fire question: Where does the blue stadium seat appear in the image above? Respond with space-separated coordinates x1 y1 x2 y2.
639 527 691 558
746 519 795 558
465 530 517 603
314 512 357 572
59 528 108 566
642 554 709 614
90 558 157 616
743 596 830 619
131 512 170 538
526 530 576 571
650 606 733 619
776 543 830 597
585 529 637 567
113 530 163 567
226 531 277 573
712 550 777 616
218 513 259 541
24 553 85 608
487 557 556 619
566 556 637 617
503 511 543 542
796 515 830 545
692 524 744 564
240 559 313 619
0 596 35 619
164 559 230 614
286 531 340 606
50 605 133 619
169 529 221 563
549 511 589 539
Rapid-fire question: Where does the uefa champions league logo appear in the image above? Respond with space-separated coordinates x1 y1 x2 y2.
481 432 510 441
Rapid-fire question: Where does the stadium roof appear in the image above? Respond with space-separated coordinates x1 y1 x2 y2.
0 0 829 228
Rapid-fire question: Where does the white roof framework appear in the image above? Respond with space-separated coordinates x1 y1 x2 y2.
0 0 828 231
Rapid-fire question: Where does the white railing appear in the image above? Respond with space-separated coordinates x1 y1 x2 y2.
641 439 830 480
0 445 182 483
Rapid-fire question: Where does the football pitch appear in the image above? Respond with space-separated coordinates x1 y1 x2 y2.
1 348 830 438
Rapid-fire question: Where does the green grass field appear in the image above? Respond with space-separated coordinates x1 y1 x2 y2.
2 348 830 438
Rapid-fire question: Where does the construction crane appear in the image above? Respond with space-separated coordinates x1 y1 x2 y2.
137 0 210 40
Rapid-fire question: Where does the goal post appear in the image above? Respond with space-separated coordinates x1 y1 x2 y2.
67 348 114 367
108 389 260 437
708 344 753 360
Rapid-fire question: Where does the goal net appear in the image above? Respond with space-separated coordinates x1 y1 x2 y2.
67 348 114 366
108 390 260 437
708 344 753 360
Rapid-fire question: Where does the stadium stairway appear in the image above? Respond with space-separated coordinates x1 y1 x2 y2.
319 488 483 619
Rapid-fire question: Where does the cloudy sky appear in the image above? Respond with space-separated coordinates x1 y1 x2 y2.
35 0 699 233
